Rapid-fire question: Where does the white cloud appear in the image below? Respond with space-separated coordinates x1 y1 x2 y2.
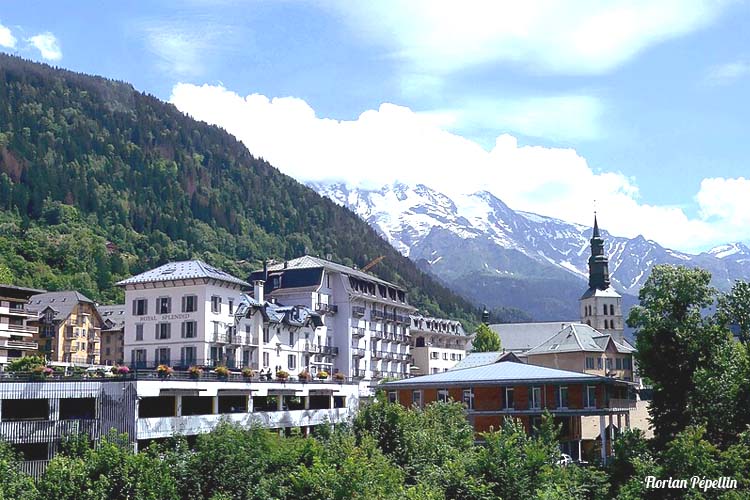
705 61 750 85
170 83 750 253
27 32 62 61
327 0 732 75
0 22 16 49
429 95 604 142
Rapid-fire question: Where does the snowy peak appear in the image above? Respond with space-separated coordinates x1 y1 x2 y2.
707 242 750 260
310 181 750 296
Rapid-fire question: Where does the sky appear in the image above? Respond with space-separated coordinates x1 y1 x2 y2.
2 1 750 253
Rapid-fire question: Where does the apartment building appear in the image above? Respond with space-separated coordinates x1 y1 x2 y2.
97 304 125 366
250 256 416 391
410 315 469 375
0 372 358 477
28 291 103 365
117 260 250 369
384 361 634 463
0 285 43 365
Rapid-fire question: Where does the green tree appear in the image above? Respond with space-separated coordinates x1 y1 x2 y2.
472 323 501 352
627 265 718 449
0 441 37 500
717 280 750 343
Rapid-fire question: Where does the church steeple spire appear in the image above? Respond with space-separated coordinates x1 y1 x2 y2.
588 214 610 290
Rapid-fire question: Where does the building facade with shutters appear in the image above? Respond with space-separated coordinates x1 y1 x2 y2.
118 260 250 369
28 291 103 365
97 304 125 366
409 315 469 375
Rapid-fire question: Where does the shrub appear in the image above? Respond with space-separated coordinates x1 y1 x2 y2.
298 370 311 381
317 371 329 380
334 372 346 381
214 366 229 377
7 355 45 373
276 370 289 380
242 368 255 378
189 366 203 378
156 364 173 377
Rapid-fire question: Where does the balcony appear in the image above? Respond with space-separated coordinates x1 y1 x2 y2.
371 350 383 360
352 306 365 317
0 323 37 335
370 330 384 341
371 310 384 320
351 328 365 339
607 398 637 410
1 304 37 318
304 343 339 356
395 314 409 324
211 332 229 344
0 339 38 350
351 348 365 357
315 303 338 314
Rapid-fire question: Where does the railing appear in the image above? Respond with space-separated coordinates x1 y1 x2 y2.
4 305 37 317
371 350 383 360
351 348 365 357
1 324 38 335
395 314 409 324
370 330 384 340
352 306 365 317
607 398 637 409
351 328 365 338
304 343 339 356
371 310 384 320
0 339 38 350
211 332 229 344
19 460 48 480
315 303 338 314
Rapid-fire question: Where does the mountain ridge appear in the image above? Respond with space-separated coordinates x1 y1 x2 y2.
311 181 750 320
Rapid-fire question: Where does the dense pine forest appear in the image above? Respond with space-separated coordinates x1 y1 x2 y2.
0 54 479 325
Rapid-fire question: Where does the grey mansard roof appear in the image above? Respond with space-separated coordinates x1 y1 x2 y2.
28 290 95 320
262 255 405 291
525 324 634 356
97 304 125 331
116 260 250 288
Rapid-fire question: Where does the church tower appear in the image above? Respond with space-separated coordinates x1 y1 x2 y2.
580 215 624 342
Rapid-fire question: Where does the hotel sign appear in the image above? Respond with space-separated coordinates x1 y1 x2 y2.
138 313 193 322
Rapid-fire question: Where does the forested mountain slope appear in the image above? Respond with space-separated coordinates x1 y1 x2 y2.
0 54 479 325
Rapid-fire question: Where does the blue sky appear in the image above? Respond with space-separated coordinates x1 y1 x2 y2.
2 1 750 252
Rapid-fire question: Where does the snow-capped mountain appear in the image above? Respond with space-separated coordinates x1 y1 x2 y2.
311 181 750 320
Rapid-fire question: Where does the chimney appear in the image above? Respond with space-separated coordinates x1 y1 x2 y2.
253 280 264 303
283 261 288 269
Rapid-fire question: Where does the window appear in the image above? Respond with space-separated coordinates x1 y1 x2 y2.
442 353 448 360
155 348 170 365
412 390 423 408
105 347 111 356
597 358 603 370
182 295 197 313
242 349 250 367
289 331 294 347
531 386 541 409
133 299 147 316
181 346 196 366
505 387 514 409
462 389 474 410
603 304 607 315
181 321 197 338
623 358 632 370
558 386 569 408
388 391 398 404
437 389 449 402
431 368 439 374
155 323 170 340
616 358 623 370
610 304 615 315
457 354 462 360
586 385 597 408
606 358 612 370
132 349 147 368
135 324 144 341
288 354 297 370
157 297 171 314
263 352 270 367
263 326 269 343
430 352 439 360
211 296 222 313
585 357 595 370
228 300 234 315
